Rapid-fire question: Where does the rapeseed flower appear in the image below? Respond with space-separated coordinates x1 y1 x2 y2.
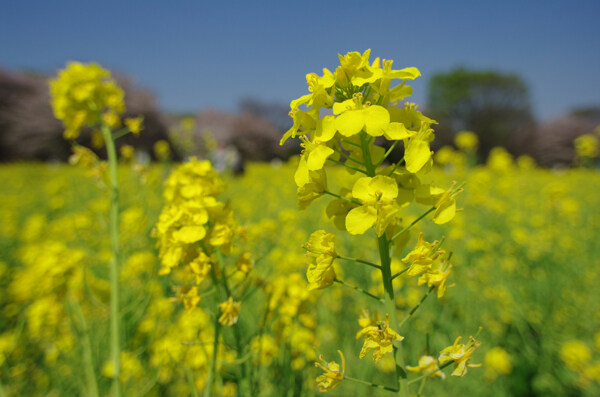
454 131 478 152
357 314 403 363
49 62 125 139
439 335 482 377
304 230 337 290
218 297 241 327
315 350 345 392
346 175 400 236
407 355 445 379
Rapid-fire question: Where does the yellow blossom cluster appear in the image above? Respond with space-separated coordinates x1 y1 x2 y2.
49 61 143 140
49 62 125 139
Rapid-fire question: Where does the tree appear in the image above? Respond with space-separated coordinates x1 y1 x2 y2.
427 67 534 159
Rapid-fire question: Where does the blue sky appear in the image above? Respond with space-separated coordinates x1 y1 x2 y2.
1 1 599 121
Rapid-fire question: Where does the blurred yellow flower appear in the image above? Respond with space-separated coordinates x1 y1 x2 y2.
561 340 592 370
407 355 445 379
483 347 512 381
125 116 144 136
454 131 479 152
49 61 125 139
219 297 241 327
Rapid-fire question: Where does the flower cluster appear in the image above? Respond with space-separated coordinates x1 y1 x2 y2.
49 62 143 140
402 233 455 298
281 50 476 394
49 62 124 139
155 158 228 277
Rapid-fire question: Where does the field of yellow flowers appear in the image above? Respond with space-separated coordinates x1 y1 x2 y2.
0 157 599 396
1 52 600 397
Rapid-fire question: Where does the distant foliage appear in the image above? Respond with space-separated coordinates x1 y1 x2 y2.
427 68 534 160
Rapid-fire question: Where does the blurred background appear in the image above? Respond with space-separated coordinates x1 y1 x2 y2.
1 0 599 167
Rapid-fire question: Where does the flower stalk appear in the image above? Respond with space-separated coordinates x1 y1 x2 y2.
101 122 122 397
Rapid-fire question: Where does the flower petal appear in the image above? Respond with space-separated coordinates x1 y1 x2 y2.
363 105 389 136
346 206 377 235
405 139 431 173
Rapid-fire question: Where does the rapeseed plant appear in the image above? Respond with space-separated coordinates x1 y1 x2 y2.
283 49 478 396
49 62 144 397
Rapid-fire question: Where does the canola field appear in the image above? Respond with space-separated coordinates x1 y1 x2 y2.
0 159 599 396
2 52 600 397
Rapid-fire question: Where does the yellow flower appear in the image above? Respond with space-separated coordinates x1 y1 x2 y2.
357 314 403 363
69 145 98 168
314 350 345 392
294 115 337 187
304 230 337 290
189 252 212 284
119 144 135 162
439 335 482 377
407 355 445 379
574 134 599 158
335 49 372 87
346 175 400 236
454 131 479 152
561 340 592 371
418 261 454 298
401 233 444 276
153 140 171 161
49 62 125 139
297 169 327 210
333 93 389 138
432 182 462 225
483 347 512 381
125 116 144 135
236 252 254 274
218 297 241 326
175 286 201 311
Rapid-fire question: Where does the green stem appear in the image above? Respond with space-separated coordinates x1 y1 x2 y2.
216 251 250 397
331 146 365 166
111 128 131 140
204 317 221 397
360 130 408 396
327 157 368 175
376 140 399 169
398 286 435 329
387 157 405 176
416 377 427 397
391 266 410 280
379 236 410 396
323 190 362 206
336 254 381 269
390 207 436 242
341 138 361 148
345 375 398 392
68 296 100 397
186 368 199 397
101 123 121 397
334 278 384 303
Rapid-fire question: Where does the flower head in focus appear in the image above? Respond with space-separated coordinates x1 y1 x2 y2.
439 333 482 377
357 314 403 363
